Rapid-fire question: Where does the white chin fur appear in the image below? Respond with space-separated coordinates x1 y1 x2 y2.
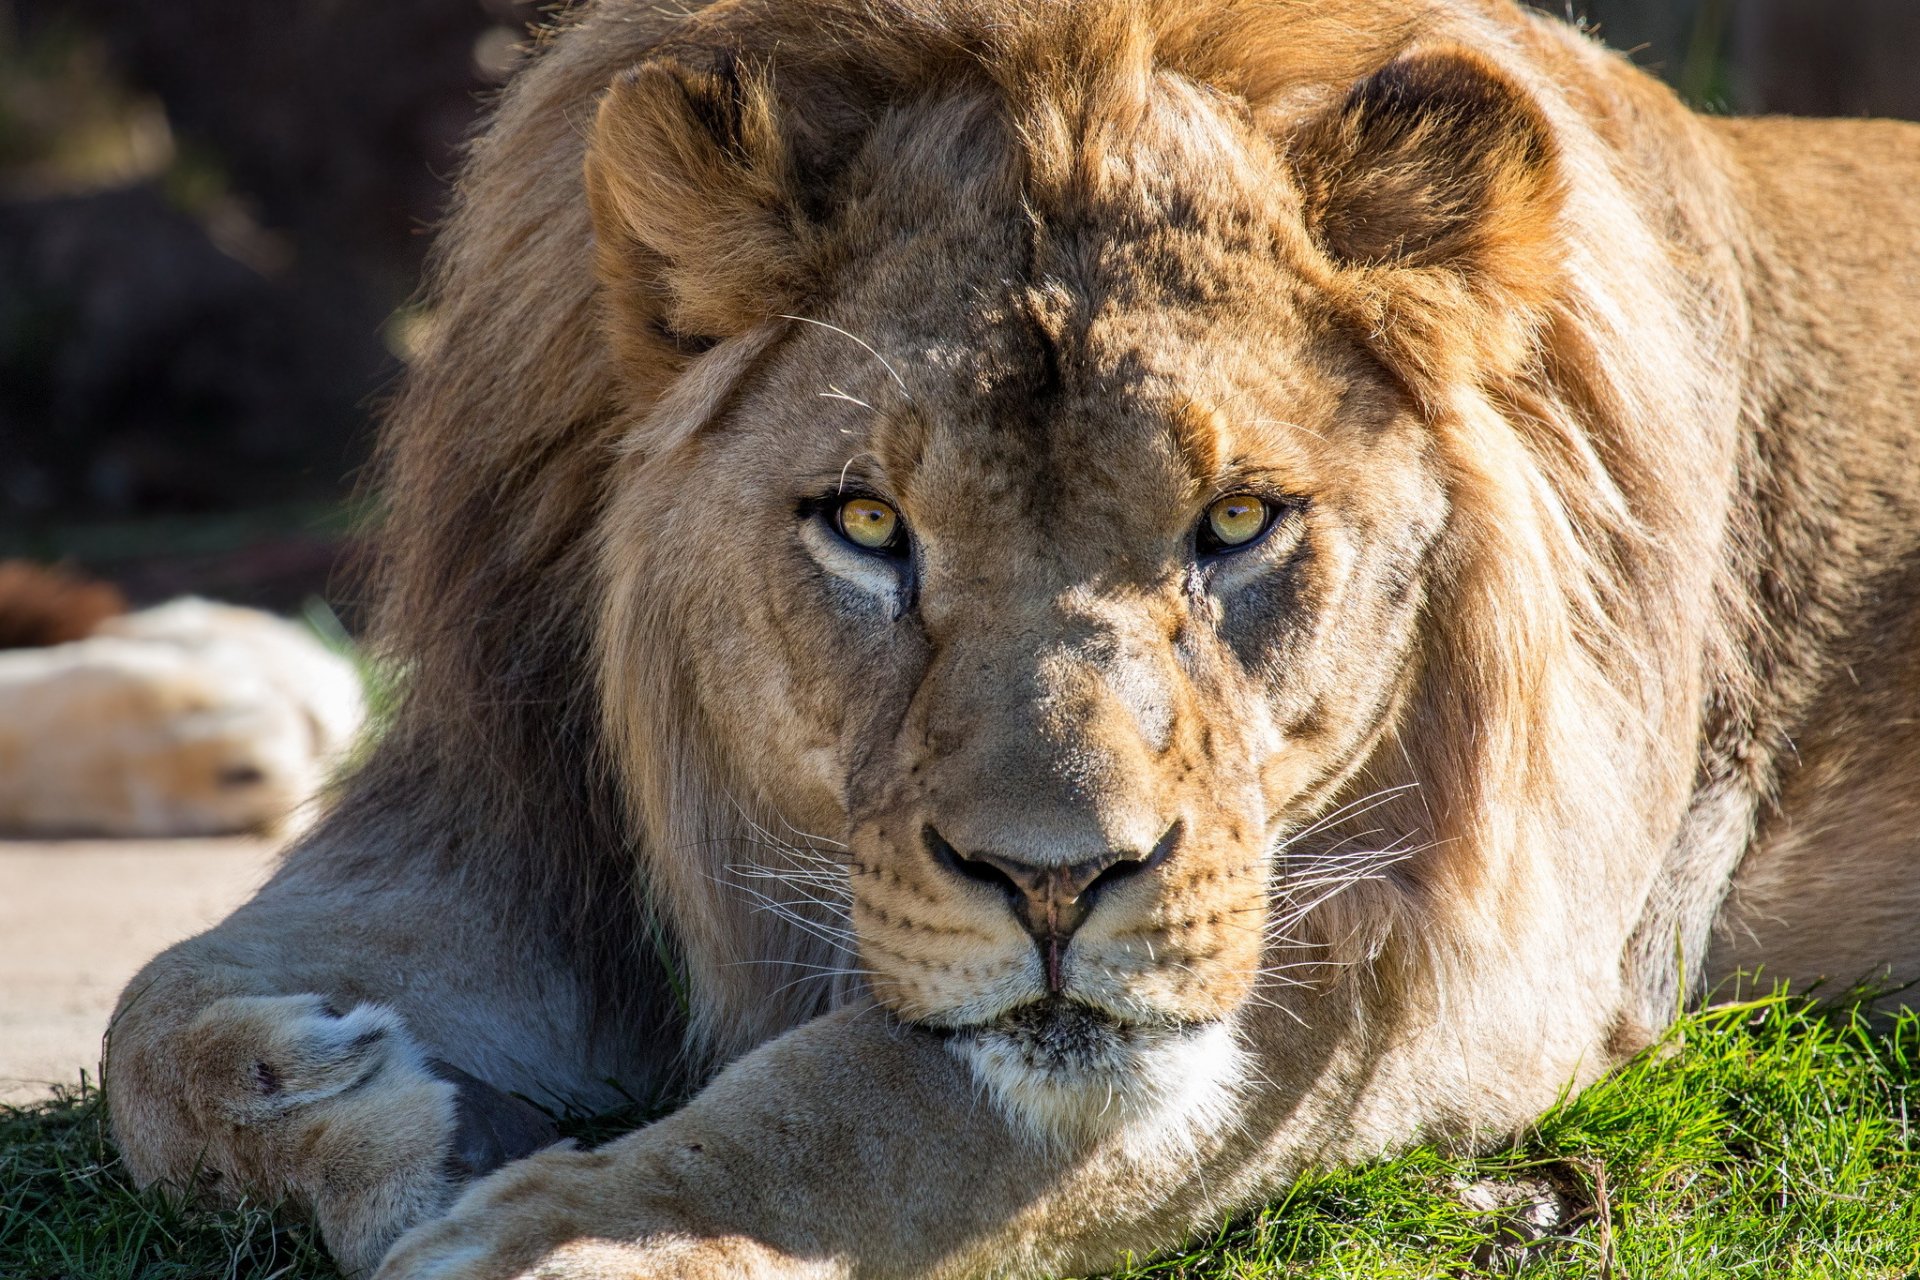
952 1011 1246 1156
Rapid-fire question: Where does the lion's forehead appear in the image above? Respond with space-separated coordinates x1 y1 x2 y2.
806 272 1360 501
867 232 1328 394
822 84 1337 404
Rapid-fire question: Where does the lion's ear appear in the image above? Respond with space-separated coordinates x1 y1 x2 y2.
586 55 809 350
1295 46 1565 382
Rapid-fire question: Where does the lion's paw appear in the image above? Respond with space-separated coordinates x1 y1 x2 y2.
183 995 559 1277
194 995 412 1120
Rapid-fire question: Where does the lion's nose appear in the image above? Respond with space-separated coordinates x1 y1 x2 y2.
924 822 1180 992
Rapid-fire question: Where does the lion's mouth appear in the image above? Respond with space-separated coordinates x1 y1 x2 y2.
949 997 1206 1075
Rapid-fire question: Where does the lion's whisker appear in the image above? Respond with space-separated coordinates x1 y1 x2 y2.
725 876 854 922
724 958 873 973
761 814 849 850
765 971 873 1002
1231 987 1311 1028
726 804 848 856
726 864 851 893
818 386 876 412
723 881 863 956
777 314 914 400
1262 841 1423 940
1274 782 1421 848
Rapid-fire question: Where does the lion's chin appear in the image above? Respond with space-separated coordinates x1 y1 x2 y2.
946 999 1247 1152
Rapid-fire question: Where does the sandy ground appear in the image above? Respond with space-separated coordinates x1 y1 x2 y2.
0 837 277 1103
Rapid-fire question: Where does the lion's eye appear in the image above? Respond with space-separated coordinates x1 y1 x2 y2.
1199 494 1271 554
837 497 903 552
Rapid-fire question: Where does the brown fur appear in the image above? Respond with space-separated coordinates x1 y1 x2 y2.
104 2 1919 1277
0 561 126 649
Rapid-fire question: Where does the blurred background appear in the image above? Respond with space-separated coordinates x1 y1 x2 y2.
1 0 1917 623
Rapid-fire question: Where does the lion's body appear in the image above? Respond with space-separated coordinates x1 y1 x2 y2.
1694 117 1920 995
105 2 1920 1276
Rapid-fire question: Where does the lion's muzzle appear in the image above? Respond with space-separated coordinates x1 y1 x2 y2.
845 588 1272 1036
924 821 1182 991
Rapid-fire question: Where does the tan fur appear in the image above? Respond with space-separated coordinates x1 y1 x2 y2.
103 2 1919 1277
0 600 365 837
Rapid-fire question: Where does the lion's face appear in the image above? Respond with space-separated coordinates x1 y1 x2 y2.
592 30 1562 1128
598 81 1471 1126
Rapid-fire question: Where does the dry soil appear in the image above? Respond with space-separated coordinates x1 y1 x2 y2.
0 837 274 1102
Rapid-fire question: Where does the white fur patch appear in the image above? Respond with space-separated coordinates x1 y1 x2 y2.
797 517 907 606
953 1015 1246 1158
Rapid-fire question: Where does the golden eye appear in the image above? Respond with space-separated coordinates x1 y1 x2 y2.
1204 494 1270 550
838 497 901 551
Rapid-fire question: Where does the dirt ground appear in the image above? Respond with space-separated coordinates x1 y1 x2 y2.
0 836 276 1103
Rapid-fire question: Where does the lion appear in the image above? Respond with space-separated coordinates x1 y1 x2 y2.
102 0 1920 1276
0 596 365 837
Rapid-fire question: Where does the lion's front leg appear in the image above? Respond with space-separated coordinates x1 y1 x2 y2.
114 978 568 1276
373 986 1616 1279
106 833 660 1277
375 1006 1257 1280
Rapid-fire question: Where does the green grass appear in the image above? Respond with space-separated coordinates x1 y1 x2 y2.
1109 993 1920 1279
4 994 1916 1279
0 1084 331 1280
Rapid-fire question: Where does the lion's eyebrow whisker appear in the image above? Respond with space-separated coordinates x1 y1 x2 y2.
819 386 876 412
778 313 914 401
1242 415 1333 447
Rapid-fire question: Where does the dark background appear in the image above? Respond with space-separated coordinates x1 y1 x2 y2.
1 0 1915 615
